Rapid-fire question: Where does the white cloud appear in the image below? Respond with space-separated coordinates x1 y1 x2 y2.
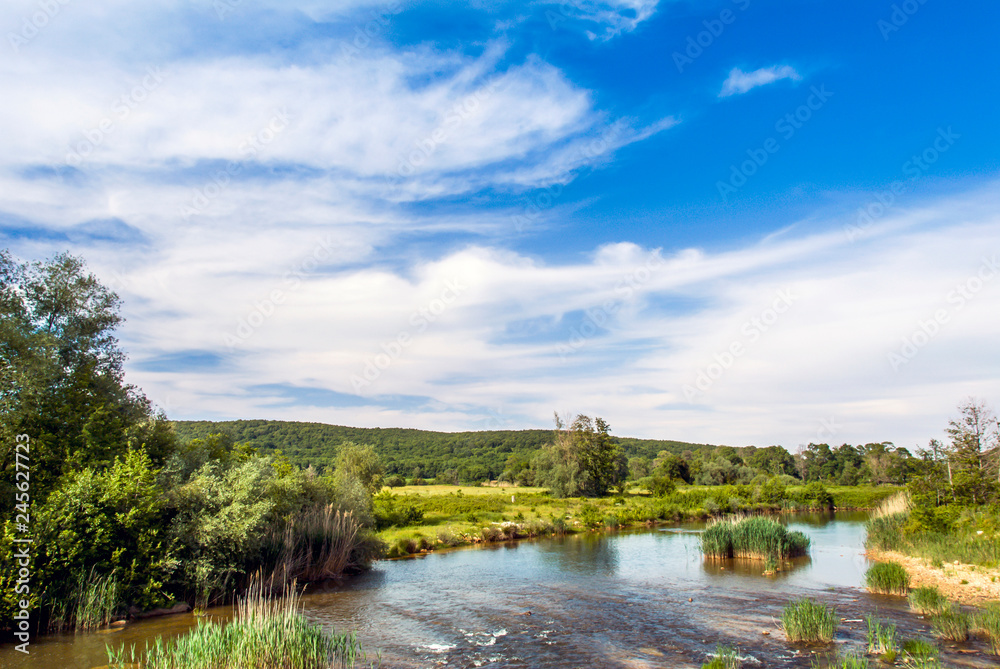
719 65 802 97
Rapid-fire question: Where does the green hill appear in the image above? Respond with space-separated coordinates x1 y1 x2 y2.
171 419 714 481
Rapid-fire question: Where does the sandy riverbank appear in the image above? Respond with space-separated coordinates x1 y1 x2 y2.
867 549 1000 605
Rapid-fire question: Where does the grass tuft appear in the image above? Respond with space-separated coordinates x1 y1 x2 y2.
908 586 948 615
930 604 971 641
865 614 897 655
700 644 741 669
864 561 910 595
974 602 1000 655
701 516 810 561
781 598 837 643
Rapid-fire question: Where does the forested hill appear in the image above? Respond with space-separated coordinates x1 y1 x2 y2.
171 419 715 481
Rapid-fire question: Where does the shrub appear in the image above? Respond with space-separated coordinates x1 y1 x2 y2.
930 605 971 641
908 586 948 615
974 602 1000 654
781 598 837 643
864 561 910 595
701 516 810 561
384 474 405 488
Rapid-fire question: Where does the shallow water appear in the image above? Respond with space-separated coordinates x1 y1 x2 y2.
3 511 995 668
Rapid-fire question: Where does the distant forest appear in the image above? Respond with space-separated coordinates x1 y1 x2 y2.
171 419 715 481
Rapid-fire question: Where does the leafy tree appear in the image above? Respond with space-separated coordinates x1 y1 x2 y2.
944 398 1000 504
334 441 384 496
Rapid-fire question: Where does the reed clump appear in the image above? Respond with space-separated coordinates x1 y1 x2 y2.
49 571 123 632
908 586 948 615
701 516 810 561
865 614 897 655
864 561 910 595
701 644 741 669
810 653 870 669
973 602 1000 654
900 639 942 669
106 579 374 669
930 604 971 641
781 598 837 643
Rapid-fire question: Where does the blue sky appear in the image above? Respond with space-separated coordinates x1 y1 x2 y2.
2 0 999 448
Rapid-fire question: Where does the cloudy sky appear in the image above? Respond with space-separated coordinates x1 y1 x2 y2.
3 0 999 450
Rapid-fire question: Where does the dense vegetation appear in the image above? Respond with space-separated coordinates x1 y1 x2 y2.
864 399 1000 567
172 418 714 483
700 516 810 561
0 252 383 632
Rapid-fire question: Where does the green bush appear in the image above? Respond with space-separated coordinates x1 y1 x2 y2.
781 598 837 643
864 561 910 595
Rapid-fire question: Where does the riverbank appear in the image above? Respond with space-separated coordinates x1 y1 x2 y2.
377 484 897 557
866 548 1000 605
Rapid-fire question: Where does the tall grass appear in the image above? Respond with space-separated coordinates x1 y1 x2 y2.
261 506 381 587
901 639 941 669
49 571 123 632
811 653 870 669
700 644 741 669
864 561 910 595
781 598 837 643
106 579 374 669
930 604 971 641
701 516 810 561
908 586 948 616
974 602 1000 654
865 614 897 655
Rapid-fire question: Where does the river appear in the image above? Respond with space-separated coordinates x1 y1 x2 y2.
2 512 994 668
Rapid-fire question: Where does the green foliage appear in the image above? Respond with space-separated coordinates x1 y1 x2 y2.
908 586 948 615
384 474 405 487
811 653 869 669
781 598 837 643
864 561 910 595
865 614 897 655
930 605 971 641
900 639 941 668
974 602 1000 654
33 448 170 615
335 442 384 496
701 516 810 561
648 476 677 498
372 491 424 530
701 645 741 669
107 581 372 669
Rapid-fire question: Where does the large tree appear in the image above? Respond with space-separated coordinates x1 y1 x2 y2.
944 398 1000 503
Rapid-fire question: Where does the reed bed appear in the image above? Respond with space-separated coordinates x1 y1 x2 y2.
908 586 948 616
701 516 810 561
262 506 362 586
700 644 741 669
106 579 374 669
865 614 897 655
974 602 1000 654
781 598 837 643
864 561 910 595
930 604 971 641
49 571 123 632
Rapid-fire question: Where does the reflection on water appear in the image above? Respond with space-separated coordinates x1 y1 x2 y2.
3 511 994 668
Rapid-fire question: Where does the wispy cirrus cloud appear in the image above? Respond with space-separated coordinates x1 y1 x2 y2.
719 65 802 97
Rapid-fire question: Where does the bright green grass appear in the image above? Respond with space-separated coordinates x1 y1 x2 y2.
930 604 971 641
908 586 948 615
974 602 1000 654
865 614 897 655
864 561 910 595
700 644 741 669
702 516 810 561
781 598 837 643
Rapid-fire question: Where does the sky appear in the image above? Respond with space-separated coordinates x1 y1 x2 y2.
2 0 999 451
